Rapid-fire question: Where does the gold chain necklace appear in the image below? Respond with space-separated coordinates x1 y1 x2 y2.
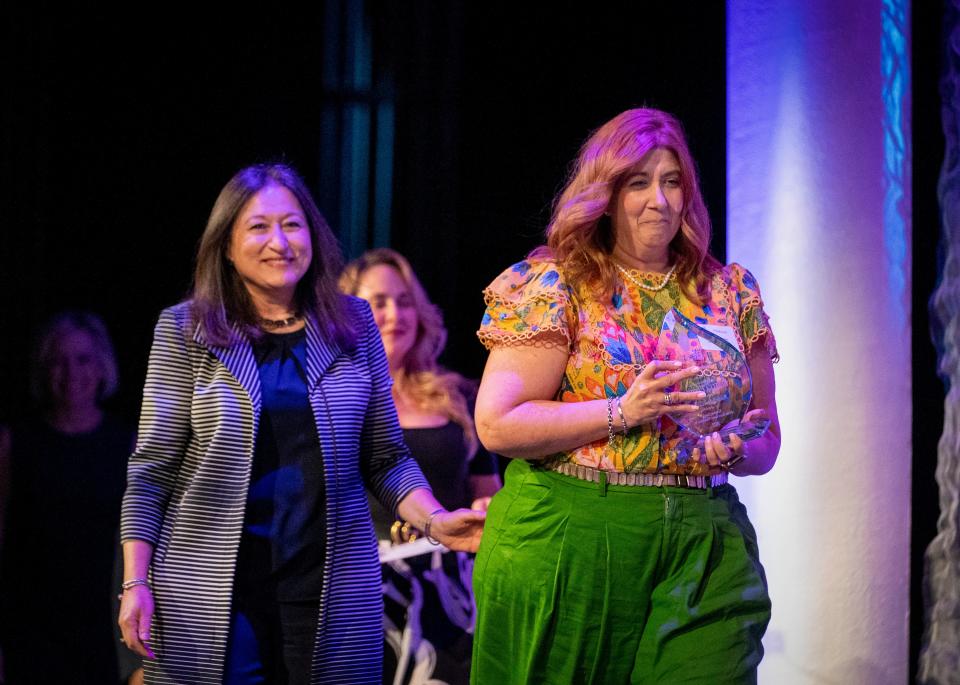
258 314 301 330
615 262 676 292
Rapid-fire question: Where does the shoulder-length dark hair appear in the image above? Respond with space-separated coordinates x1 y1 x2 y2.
192 163 355 348
532 108 721 303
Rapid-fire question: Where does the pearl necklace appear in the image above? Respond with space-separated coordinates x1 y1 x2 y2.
615 262 676 292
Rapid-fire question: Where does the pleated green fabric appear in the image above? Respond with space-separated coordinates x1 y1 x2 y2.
471 459 770 685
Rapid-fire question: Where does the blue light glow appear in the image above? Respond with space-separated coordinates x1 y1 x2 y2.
882 0 910 323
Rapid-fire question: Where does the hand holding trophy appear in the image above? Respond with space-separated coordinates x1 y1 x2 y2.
653 308 770 463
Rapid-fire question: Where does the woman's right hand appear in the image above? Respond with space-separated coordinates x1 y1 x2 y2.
619 360 705 428
118 586 156 659
430 508 487 553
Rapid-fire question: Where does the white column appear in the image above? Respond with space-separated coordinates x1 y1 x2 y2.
727 1 911 683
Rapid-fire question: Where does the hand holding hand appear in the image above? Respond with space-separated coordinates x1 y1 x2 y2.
429 508 487 553
470 496 493 513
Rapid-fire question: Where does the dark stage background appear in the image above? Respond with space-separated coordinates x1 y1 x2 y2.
0 2 726 426
912 0 947 678
0 2 945 680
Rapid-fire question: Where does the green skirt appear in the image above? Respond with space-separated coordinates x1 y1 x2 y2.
471 459 770 685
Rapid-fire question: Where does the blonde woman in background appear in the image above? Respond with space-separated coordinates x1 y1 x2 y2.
342 248 500 685
342 248 500 523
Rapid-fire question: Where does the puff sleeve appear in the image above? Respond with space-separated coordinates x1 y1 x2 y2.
729 263 779 363
476 259 578 351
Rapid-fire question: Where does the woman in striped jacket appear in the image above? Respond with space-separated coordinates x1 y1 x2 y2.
117 164 485 685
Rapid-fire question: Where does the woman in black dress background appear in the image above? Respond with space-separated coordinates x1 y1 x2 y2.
342 248 501 684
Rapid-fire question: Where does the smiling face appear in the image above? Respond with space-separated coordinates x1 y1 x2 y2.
228 183 313 310
46 328 102 411
610 147 684 266
355 263 418 371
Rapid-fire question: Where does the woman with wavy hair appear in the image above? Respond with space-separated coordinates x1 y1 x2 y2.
471 108 781 683
117 164 484 685
342 248 500 685
341 248 500 518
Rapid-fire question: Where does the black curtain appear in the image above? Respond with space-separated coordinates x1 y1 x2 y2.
0 2 728 418
382 2 727 379
912 0 948 679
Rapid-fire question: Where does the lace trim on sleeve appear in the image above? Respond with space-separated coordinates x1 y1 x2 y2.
476 289 573 351
476 328 571 350
740 296 780 363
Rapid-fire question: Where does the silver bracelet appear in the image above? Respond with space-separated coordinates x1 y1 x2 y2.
423 508 444 546
606 397 615 445
615 397 628 434
120 578 150 592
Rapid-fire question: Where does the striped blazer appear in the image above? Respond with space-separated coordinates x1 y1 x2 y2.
120 298 429 684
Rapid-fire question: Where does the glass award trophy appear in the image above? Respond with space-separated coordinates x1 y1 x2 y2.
653 308 769 460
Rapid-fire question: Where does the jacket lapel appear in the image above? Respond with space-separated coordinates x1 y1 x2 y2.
304 315 341 392
194 322 262 414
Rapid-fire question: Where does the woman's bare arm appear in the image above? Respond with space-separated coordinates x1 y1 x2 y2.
475 344 703 459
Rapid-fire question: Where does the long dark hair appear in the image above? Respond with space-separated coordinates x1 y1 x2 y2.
192 163 356 348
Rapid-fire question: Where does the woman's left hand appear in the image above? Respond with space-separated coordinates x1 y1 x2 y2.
429 508 486 553
694 408 768 469
698 432 745 469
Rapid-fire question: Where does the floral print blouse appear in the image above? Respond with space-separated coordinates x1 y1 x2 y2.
477 258 778 475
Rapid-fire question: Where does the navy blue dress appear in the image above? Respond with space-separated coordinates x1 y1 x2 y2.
226 328 328 684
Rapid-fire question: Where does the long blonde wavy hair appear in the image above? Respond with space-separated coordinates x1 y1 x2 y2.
340 248 478 454
532 108 721 303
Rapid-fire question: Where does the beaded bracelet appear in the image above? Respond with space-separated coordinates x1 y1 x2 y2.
423 508 445 546
606 397 615 446
121 578 150 592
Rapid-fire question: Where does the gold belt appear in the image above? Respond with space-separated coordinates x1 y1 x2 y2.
544 460 727 489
